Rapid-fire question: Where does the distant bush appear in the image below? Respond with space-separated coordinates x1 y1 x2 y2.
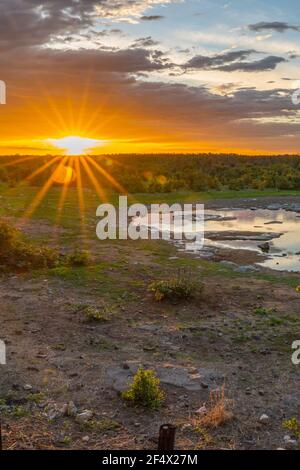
122 368 165 410
66 249 91 267
283 417 300 440
0 220 58 271
82 305 110 322
149 269 200 301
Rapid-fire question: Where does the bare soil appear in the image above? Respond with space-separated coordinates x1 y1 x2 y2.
1 196 300 450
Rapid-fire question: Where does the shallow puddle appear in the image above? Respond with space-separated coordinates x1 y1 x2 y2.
204 208 300 272
137 208 300 272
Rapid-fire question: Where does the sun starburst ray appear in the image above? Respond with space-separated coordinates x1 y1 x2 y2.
55 156 73 226
26 156 61 183
80 157 108 202
86 156 128 194
74 157 89 244
1 155 38 168
22 156 69 221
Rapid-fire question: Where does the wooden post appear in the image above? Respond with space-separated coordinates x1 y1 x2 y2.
158 424 176 451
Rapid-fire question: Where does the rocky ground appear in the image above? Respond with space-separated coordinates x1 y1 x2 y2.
1 196 300 450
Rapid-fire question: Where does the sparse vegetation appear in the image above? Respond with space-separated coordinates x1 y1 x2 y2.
66 249 91 267
122 368 165 409
80 418 120 432
283 417 300 441
194 386 233 429
149 269 200 301
81 305 111 322
0 220 58 270
253 306 275 316
27 392 45 404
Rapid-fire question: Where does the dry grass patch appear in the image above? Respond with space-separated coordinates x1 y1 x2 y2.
194 386 233 430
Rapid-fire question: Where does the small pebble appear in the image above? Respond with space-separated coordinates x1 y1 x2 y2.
259 414 270 424
23 384 33 391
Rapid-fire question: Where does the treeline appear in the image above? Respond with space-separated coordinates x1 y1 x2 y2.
1 153 300 193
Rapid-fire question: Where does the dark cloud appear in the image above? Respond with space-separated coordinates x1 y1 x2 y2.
0 0 97 51
132 36 160 47
0 1 169 51
97 29 123 36
185 49 257 69
219 56 286 72
140 15 165 21
1 41 297 144
248 21 300 33
11 47 170 73
185 49 286 72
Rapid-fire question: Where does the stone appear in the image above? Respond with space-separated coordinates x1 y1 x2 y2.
82 436 90 442
66 401 77 417
219 261 238 269
259 414 270 424
23 384 33 391
258 242 270 253
75 410 93 423
108 364 224 392
283 435 299 448
235 265 259 273
195 406 207 415
47 404 66 421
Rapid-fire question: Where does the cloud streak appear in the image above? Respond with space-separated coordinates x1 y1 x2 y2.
185 50 286 72
248 21 300 33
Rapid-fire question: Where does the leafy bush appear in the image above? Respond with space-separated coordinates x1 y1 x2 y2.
149 277 197 301
0 221 18 249
283 417 300 440
0 220 58 271
82 305 110 322
66 249 91 267
122 368 165 409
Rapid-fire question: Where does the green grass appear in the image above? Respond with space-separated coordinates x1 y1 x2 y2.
1 183 300 291
1 184 300 232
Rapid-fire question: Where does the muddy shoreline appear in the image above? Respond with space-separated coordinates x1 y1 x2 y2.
195 196 300 272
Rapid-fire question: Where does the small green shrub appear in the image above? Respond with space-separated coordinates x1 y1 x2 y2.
67 249 91 267
149 278 196 301
122 368 165 409
254 306 277 317
82 305 110 322
0 220 58 271
27 392 45 404
0 221 18 249
283 417 300 440
1 404 29 418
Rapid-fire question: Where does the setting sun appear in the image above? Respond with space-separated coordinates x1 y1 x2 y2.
48 136 102 156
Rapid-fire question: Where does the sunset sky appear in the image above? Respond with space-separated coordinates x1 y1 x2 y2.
0 0 299 155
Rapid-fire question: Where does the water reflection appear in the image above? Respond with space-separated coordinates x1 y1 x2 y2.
204 209 300 272
138 208 300 273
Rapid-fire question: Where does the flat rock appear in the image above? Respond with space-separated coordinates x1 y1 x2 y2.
235 265 259 273
207 231 282 242
107 364 225 392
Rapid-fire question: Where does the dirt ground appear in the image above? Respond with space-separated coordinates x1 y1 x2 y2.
1 196 300 450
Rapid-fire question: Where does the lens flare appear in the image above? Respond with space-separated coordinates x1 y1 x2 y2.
52 164 76 184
